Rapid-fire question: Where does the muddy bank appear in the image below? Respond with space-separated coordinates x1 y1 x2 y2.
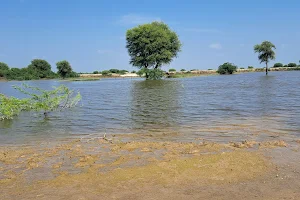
1 134 300 200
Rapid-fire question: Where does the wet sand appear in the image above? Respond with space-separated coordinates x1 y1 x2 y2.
1 133 300 200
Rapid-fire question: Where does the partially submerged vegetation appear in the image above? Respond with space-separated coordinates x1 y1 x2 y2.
0 84 81 120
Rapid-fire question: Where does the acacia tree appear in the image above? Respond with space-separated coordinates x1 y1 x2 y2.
254 41 276 75
126 21 181 79
56 60 72 79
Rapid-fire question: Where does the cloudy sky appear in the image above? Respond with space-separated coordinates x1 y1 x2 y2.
1 0 300 72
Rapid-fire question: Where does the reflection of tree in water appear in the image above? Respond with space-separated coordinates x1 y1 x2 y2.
130 80 183 132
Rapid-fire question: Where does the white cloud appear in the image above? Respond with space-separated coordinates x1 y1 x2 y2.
183 28 221 33
209 43 222 50
119 14 161 25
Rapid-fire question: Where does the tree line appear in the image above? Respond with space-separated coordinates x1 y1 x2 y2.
0 59 78 81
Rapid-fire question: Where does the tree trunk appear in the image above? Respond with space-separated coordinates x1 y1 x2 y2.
266 62 268 75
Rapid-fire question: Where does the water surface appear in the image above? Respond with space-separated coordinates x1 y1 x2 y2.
1 71 300 145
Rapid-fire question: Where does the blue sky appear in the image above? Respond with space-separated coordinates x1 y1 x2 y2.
1 0 300 72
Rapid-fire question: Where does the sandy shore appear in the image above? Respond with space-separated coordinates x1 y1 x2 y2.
0 133 300 200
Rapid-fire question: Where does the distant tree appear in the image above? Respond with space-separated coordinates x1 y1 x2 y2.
254 41 276 75
207 69 213 70
248 66 254 69
101 70 110 76
180 69 186 72
217 62 237 75
56 60 72 79
131 70 136 73
273 63 283 68
28 59 52 78
0 62 9 77
287 63 297 68
240 67 245 69
126 21 181 79
109 69 120 73
93 71 99 74
169 68 176 72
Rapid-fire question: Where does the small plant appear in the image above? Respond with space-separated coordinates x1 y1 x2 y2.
217 62 237 74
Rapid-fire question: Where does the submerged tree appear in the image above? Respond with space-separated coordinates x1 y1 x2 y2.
56 60 73 79
254 41 276 75
126 21 181 79
0 84 81 120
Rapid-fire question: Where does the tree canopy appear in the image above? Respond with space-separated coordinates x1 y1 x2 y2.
217 62 237 74
254 41 276 75
126 21 181 79
28 59 53 78
273 63 283 68
56 60 73 79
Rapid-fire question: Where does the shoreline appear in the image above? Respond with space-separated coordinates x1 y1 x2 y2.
1 133 299 199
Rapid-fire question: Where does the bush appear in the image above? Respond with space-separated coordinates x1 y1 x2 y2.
248 66 254 69
169 68 176 72
208 69 213 70
131 70 136 73
240 67 245 69
101 70 110 76
273 63 283 68
287 63 297 68
93 71 99 74
180 69 186 72
118 70 129 75
217 62 237 74
109 69 120 73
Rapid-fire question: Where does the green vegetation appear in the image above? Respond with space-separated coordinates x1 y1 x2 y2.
240 67 245 69
93 71 99 74
248 66 254 69
126 21 181 79
131 70 136 73
56 60 75 79
169 68 176 72
0 84 81 120
180 69 186 72
217 63 237 75
287 63 297 68
101 70 111 76
254 41 276 75
208 69 213 70
273 63 283 68
136 68 164 80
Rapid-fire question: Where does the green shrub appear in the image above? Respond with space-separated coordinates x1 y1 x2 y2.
217 62 237 74
169 68 176 72
93 71 99 74
240 67 245 69
248 66 254 69
118 70 129 75
101 70 110 76
273 63 283 68
109 69 120 73
208 69 213 70
288 63 297 68
131 70 136 73
180 69 186 72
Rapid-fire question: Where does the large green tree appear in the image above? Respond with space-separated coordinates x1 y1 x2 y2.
126 21 181 79
254 41 276 75
0 62 9 77
28 59 52 78
56 60 72 79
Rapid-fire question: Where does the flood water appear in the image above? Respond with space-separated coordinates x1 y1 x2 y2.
1 71 300 145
